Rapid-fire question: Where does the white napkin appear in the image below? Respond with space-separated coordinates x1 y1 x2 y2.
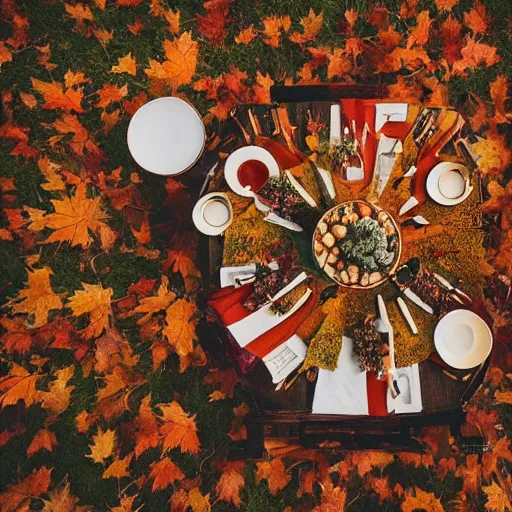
263 335 307 384
386 364 422 414
375 103 408 132
312 337 369 415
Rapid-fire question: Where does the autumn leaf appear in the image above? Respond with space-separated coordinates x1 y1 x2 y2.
145 32 199 90
158 401 201 454
401 487 444 512
20 92 37 109
64 3 94 22
453 37 501 75
27 429 57 457
216 461 245 506
87 426 116 464
64 70 91 89
440 15 463 64
344 8 358 29
495 390 512 404
235 25 256 45
110 496 138 512
197 0 232 46
0 42 13 70
111 53 137 76
76 410 98 434
31 78 84 113
132 275 176 324
103 454 133 479
203 368 239 401
490 75 509 119
0 317 39 355
163 9 180 34
127 18 145 35
434 0 459 12
315 479 347 511
131 395 159 458
188 487 211 512
68 282 113 339
327 48 352 79
101 109 121 134
41 481 83 512
29 182 116 251
472 133 511 177
149 457 185 491
262 16 291 48
252 71 275 104
6 266 63 328
407 10 433 48
39 365 75 416
256 458 290 495
0 466 52 512
38 155 66 191
483 481 512 512
163 299 198 357
94 328 139 374
178 344 207 374
464 1 488 35
290 9 323 44
96 83 128 109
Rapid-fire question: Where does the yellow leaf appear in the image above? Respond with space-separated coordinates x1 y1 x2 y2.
256 458 290 495
38 155 66 191
483 481 512 512
401 487 444 512
29 182 116 251
188 488 211 512
102 454 132 479
290 9 323 44
6 267 63 328
64 3 94 22
87 426 116 464
27 429 57 457
132 276 176 324
158 401 201 454
111 53 137 76
495 390 512 405
163 299 198 357
68 282 113 339
0 363 42 409
39 365 75 416
235 25 257 45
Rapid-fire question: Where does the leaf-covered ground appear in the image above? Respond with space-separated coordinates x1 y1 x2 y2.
0 0 511 511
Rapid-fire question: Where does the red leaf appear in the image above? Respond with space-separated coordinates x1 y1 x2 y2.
197 0 232 46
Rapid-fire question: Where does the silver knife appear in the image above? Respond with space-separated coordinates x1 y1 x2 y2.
397 297 418 334
433 273 472 303
198 162 219 198
399 196 419 216
377 295 400 398
402 287 434 314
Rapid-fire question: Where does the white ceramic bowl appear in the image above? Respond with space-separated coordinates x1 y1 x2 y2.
434 309 493 369
127 97 205 175
192 193 233 236
426 162 473 206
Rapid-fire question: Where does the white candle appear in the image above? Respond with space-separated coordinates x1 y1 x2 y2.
330 104 341 144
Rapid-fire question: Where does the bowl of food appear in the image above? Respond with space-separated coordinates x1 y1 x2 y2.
313 200 401 288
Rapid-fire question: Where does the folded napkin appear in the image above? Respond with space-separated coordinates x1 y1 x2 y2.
263 335 307 384
387 364 422 414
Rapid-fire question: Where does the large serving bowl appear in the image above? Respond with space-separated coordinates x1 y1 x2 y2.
312 200 401 289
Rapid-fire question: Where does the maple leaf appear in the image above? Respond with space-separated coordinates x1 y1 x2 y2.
253 71 275 104
495 390 512 404
162 9 180 34
435 0 459 12
41 481 84 512
401 487 444 512
490 75 509 119
68 282 113 339
0 42 13 70
483 481 512 512
235 25 256 45
162 234 200 292
149 457 185 491
407 10 433 48
127 18 145 35
96 83 128 109
472 133 511 177
203 368 239 401
64 3 94 22
19 92 37 109
76 410 99 433
163 299 198 357
482 437 512 480
158 401 201 454
128 277 157 297
64 70 91 89
197 0 232 46
6 266 63 328
87 426 116 464
216 461 245 506
262 16 290 47
131 395 159 458
94 328 139 374
145 32 198 90
101 109 121 134
345 8 358 29
315 479 347 511
110 496 138 512
27 429 58 457
0 466 52 512
39 365 75 416
351 451 394 475
178 344 207 374
38 155 66 191
377 25 401 50
111 53 137 76
0 424 27 449
132 275 176 324
31 78 84 113
256 458 290 495
388 75 423 102
188 488 211 512
464 1 488 35
453 37 501 75
327 48 352 79
30 182 115 251
103 454 133 479
290 9 323 44
440 15 463 64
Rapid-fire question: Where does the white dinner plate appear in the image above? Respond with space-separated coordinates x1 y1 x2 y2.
224 146 280 197
127 97 205 176
434 309 493 369
426 162 473 206
192 192 233 236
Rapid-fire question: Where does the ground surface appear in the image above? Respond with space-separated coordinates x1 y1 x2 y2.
0 0 511 511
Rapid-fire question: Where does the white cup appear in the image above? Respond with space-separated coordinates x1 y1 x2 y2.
438 169 467 199
201 197 231 228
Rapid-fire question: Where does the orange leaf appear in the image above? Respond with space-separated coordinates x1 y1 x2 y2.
31 78 84 113
178 344 207 374
68 282 113 339
132 275 176 324
132 395 159 458
19 92 37 109
490 75 509 118
483 481 512 512
262 16 290 48
101 109 121 134
39 365 75 416
0 466 52 511
123 91 148 115
162 9 180 34
163 299 198 357
87 427 116 464
0 317 33 355
29 182 115 252
0 363 42 409
0 42 13 70
64 3 94 22
228 402 249 440
158 401 201 454
377 26 401 50
64 70 91 89
434 0 459 12
127 18 145 35
464 1 488 35
344 8 358 29
327 49 352 79
203 368 239 401
41 481 82 511
440 15 463 64
6 266 63 328
27 429 57 457
453 37 500 75
367 475 393 504
149 457 185 491
495 390 512 404
235 25 256 45
253 71 275 104
216 461 245 506
256 458 290 495
38 155 66 191
75 410 98 433
407 10 433 48
482 437 512 480
96 83 128 109
401 487 444 512
290 9 323 44
94 27 114 46
94 328 139 374
103 454 133 479
111 53 137 76
197 0 232 46
145 32 198 90
188 487 211 512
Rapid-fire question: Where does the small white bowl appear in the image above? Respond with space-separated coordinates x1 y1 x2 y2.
434 309 493 369
426 162 473 206
192 193 233 236
224 146 280 197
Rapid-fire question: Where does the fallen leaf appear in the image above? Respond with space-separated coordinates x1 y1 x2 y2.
87 426 116 464
228 402 249 441
407 10 433 48
103 454 133 479
27 429 57 457
345 8 358 29
38 155 66 191
0 42 13 70
111 53 137 76
39 365 75 416
262 16 290 48
6 267 63 328
158 401 201 454
327 48 352 79
290 9 323 44
41 480 82 512
132 275 176 324
435 0 459 12
482 437 512 480
256 458 290 495
235 25 256 45
440 15 463 64
216 461 245 506
63 70 91 89
19 92 37 109
495 390 512 404
64 3 94 22
0 466 52 512
163 9 180 34
68 282 113 339
490 75 509 119
483 481 512 512
123 91 148 115
75 410 98 433
453 37 501 75
96 83 128 109
203 368 239 401
101 109 121 134
464 1 488 35
472 133 511 177
188 488 211 512
31 78 84 113
110 496 137 512
94 328 138 374
149 457 185 491
163 299 198 357
197 0 232 46
127 19 145 35
131 395 159 458
401 487 444 512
